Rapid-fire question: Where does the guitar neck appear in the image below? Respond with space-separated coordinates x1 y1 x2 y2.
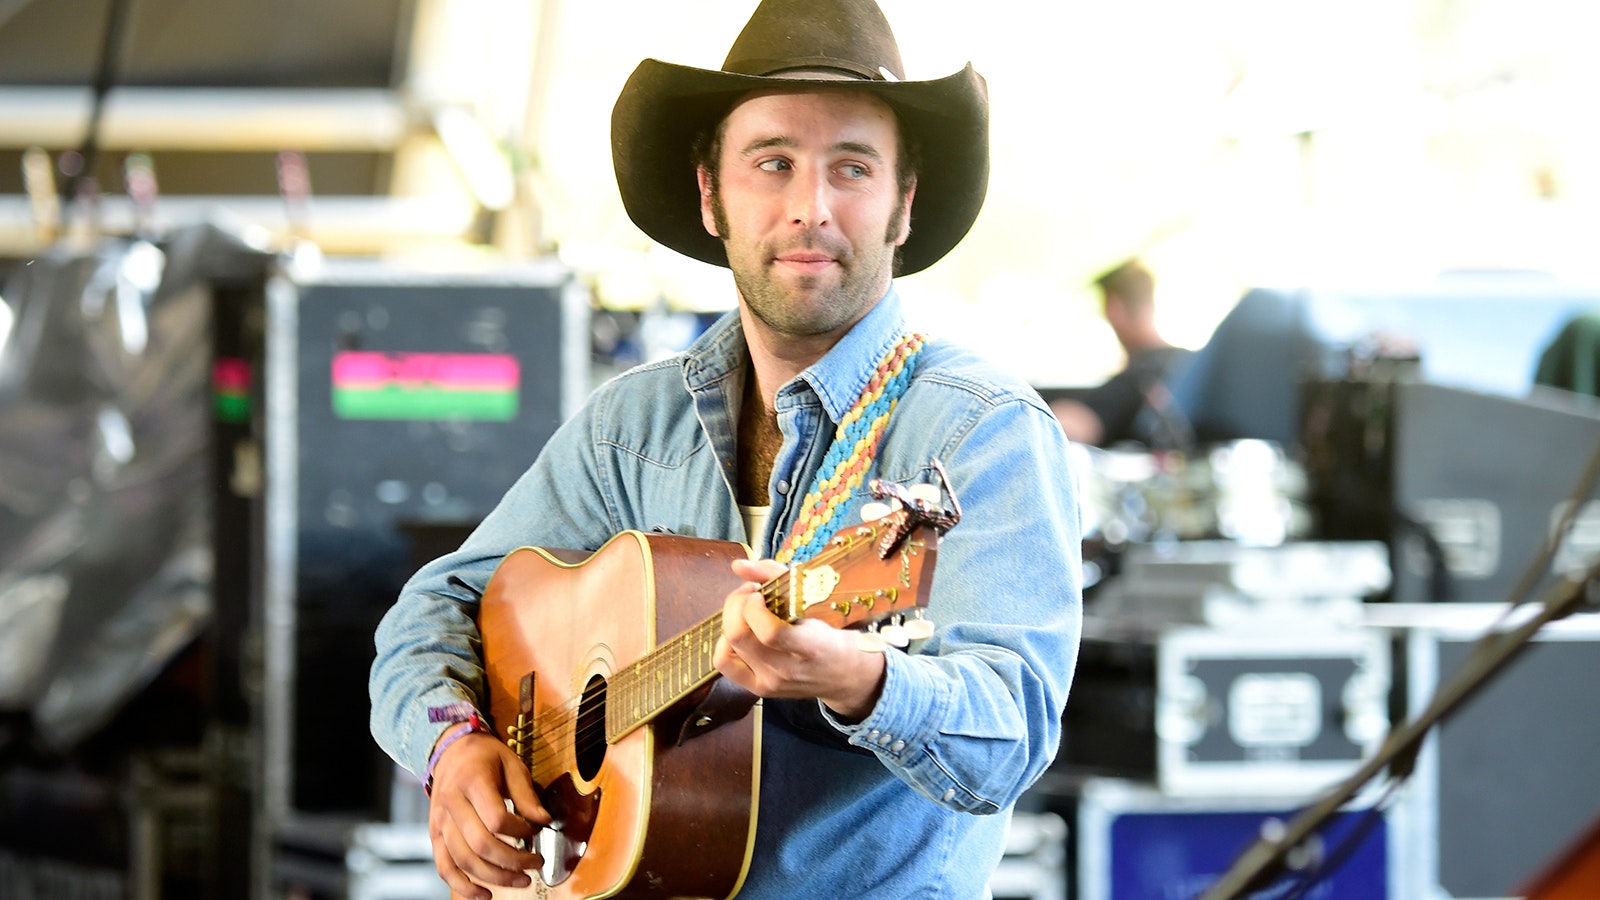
603 514 931 742
605 610 726 741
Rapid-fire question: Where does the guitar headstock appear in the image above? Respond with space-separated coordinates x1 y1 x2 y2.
779 508 934 625
764 464 959 648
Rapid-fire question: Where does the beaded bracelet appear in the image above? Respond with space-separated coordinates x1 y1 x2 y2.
423 710 488 797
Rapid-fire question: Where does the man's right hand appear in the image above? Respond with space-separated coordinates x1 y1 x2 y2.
426 731 551 899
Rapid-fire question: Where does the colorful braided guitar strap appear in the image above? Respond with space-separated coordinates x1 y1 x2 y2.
774 332 927 565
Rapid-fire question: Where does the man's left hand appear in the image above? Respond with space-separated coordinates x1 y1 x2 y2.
714 557 887 721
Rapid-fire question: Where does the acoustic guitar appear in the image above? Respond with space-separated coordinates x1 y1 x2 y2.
476 482 956 899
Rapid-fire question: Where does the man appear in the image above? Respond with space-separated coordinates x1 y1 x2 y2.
369 1 1082 897
1052 258 1193 448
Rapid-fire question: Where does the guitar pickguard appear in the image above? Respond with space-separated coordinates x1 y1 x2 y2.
536 772 600 887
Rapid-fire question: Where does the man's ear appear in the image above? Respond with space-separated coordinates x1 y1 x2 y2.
893 178 917 246
697 166 720 238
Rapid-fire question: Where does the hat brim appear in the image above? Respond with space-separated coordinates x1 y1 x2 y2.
611 60 989 276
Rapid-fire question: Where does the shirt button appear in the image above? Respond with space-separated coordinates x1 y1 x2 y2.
889 740 905 753
776 479 791 495
877 733 893 747
941 788 957 802
866 730 880 742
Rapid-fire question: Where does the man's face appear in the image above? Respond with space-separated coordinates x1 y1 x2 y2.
698 89 915 341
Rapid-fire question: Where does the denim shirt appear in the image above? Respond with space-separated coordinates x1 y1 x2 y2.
370 289 1083 899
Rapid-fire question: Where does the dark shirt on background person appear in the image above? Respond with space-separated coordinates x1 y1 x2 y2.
1077 343 1193 446
1053 258 1192 447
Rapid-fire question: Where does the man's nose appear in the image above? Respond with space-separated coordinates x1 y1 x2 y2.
787 167 832 229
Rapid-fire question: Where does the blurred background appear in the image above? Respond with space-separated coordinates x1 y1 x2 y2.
1 1 1598 898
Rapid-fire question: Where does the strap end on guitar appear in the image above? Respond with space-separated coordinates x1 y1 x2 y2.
676 679 760 746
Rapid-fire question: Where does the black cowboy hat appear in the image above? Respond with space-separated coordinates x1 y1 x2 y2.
610 0 989 276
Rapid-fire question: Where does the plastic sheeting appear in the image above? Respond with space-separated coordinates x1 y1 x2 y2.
0 223 272 751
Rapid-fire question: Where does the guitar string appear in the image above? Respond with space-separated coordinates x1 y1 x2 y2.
515 585 784 777
512 519 918 774
507 518 907 776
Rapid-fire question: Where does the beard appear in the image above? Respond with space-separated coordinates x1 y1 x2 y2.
713 188 907 338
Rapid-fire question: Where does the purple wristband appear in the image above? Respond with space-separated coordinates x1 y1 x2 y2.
423 712 488 796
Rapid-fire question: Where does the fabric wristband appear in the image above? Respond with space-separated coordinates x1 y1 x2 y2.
423 710 488 797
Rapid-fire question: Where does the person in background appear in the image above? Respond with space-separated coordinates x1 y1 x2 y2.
1053 258 1193 447
369 1 1082 898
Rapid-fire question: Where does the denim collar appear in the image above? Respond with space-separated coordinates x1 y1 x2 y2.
682 288 910 421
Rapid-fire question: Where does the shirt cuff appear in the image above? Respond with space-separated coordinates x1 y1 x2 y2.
821 650 945 763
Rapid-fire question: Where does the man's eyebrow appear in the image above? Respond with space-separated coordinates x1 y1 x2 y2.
737 136 887 161
740 136 797 156
834 140 885 161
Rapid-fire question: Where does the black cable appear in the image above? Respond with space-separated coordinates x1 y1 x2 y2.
1184 778 1402 900
1277 779 1404 900
68 0 134 201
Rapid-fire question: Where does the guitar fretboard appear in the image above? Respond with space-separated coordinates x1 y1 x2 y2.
599 513 915 743
605 612 726 741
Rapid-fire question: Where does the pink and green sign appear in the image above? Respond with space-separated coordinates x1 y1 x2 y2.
213 357 252 423
331 351 520 421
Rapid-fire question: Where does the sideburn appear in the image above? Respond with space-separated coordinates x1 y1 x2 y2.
884 191 909 275
709 172 732 241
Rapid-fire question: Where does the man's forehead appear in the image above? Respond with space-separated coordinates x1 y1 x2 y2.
720 88 900 141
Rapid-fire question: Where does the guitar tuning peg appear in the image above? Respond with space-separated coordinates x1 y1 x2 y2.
908 483 941 506
903 612 935 641
879 619 910 648
857 628 888 652
860 501 892 522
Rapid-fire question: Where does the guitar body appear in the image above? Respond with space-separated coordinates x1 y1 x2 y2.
473 500 945 898
477 532 759 900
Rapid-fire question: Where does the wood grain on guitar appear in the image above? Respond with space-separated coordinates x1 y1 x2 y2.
476 498 948 899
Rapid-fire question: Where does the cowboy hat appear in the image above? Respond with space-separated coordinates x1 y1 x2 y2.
610 0 989 276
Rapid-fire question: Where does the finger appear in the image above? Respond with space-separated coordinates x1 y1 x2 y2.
731 557 787 583
715 589 751 665
441 813 532 893
430 813 491 900
459 783 544 875
720 582 779 657
472 771 543 841
737 586 790 645
430 769 541 883
502 759 552 829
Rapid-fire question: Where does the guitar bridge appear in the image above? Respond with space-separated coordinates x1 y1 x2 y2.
507 672 536 770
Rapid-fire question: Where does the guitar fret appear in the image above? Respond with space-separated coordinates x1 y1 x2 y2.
599 512 929 742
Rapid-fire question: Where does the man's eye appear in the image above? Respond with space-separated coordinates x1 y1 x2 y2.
839 164 868 179
758 159 791 172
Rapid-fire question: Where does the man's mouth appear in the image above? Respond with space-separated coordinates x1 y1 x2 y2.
774 249 838 264
773 251 838 272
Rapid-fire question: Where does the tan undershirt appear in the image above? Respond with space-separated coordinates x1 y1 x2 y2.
736 366 785 507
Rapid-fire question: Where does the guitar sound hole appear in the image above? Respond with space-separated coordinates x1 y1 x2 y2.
574 674 607 781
